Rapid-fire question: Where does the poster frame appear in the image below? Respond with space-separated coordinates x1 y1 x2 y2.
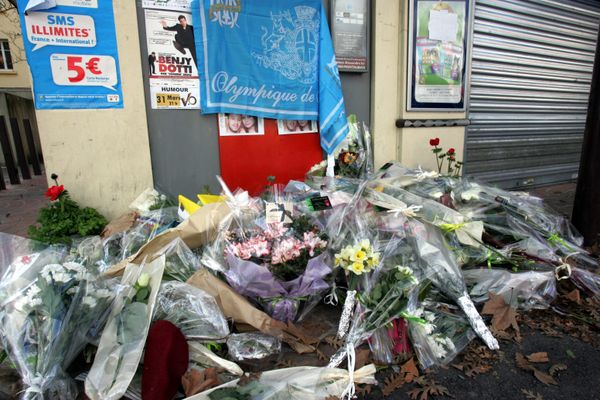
406 0 473 111
330 0 370 73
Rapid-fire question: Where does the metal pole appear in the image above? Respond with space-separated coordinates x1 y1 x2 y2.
572 27 600 246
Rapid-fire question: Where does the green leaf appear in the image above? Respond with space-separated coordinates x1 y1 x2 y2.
135 287 149 303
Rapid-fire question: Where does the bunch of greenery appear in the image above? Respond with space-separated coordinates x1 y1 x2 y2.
28 174 108 245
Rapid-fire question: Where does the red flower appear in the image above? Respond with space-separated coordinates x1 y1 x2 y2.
447 148 456 155
45 185 64 201
429 138 440 146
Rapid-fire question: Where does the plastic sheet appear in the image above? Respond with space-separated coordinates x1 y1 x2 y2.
154 281 229 340
186 364 377 400
160 238 203 282
463 268 556 310
0 259 118 399
85 256 165 400
202 184 332 322
226 333 281 361
407 295 475 369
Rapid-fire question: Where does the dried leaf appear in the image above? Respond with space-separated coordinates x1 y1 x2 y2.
549 363 567 377
401 358 420 383
407 377 450 400
181 368 220 397
565 289 581 304
533 369 557 386
324 335 344 349
356 384 372 397
482 292 520 335
324 396 340 400
316 348 328 361
382 373 406 397
521 389 543 400
526 352 549 363
516 353 534 371
354 348 371 369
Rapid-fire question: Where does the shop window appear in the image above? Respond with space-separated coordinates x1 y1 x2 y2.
0 40 14 71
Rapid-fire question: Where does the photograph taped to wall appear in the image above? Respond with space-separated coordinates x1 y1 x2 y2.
277 119 318 135
407 0 470 111
142 0 192 12
219 113 265 136
150 79 200 109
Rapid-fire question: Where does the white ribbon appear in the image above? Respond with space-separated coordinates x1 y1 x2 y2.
337 290 356 339
386 204 423 218
414 166 440 181
555 263 572 281
340 343 356 399
21 375 44 396
457 294 499 350
324 283 341 306
326 154 335 177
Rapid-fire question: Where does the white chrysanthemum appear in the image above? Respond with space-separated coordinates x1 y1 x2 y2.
25 285 41 299
14 296 28 311
29 297 42 307
429 191 443 199
82 296 97 308
41 264 65 276
444 337 456 352
63 262 84 273
359 239 371 250
423 323 436 335
396 266 414 275
461 188 481 202
52 272 73 283
424 311 436 323
66 287 77 295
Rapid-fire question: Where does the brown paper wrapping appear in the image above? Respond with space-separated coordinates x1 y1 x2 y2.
100 211 139 239
104 202 231 277
187 269 316 354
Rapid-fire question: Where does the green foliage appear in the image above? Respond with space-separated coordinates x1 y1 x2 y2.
28 190 107 245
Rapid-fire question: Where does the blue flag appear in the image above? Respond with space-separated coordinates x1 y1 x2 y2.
192 0 348 154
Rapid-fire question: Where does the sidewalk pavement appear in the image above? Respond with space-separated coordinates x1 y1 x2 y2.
0 173 48 237
0 173 577 238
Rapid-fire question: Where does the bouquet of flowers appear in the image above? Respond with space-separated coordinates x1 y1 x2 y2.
153 281 229 340
407 296 475 369
0 260 117 399
202 187 331 322
85 256 165 400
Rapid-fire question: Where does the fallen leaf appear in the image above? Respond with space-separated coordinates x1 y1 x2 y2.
356 383 372 397
355 348 371 369
515 353 534 371
521 389 543 400
407 377 450 400
401 358 420 383
181 368 220 397
549 363 567 377
526 352 549 363
382 372 406 397
533 369 557 386
482 292 520 335
565 289 581 304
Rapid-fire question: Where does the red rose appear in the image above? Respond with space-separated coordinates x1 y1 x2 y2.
45 185 64 201
429 138 440 146
447 148 456 155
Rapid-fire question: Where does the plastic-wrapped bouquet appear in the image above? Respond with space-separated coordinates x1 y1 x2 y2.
203 185 331 322
0 261 117 399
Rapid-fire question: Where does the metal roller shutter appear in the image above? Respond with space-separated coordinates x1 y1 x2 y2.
465 0 600 188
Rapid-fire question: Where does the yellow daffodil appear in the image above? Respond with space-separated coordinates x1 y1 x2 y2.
359 239 371 251
351 249 367 262
350 262 365 275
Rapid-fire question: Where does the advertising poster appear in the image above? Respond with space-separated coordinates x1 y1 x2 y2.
218 113 265 136
331 0 368 72
142 0 191 12
277 119 318 135
17 0 123 109
408 0 470 111
145 8 200 109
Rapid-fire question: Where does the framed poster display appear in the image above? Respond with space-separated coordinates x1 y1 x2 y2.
331 0 369 72
407 0 472 111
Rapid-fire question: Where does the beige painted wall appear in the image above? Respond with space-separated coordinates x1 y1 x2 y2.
34 1 153 219
371 0 467 171
0 5 31 89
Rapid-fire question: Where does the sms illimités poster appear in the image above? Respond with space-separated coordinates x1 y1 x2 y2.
18 0 123 109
